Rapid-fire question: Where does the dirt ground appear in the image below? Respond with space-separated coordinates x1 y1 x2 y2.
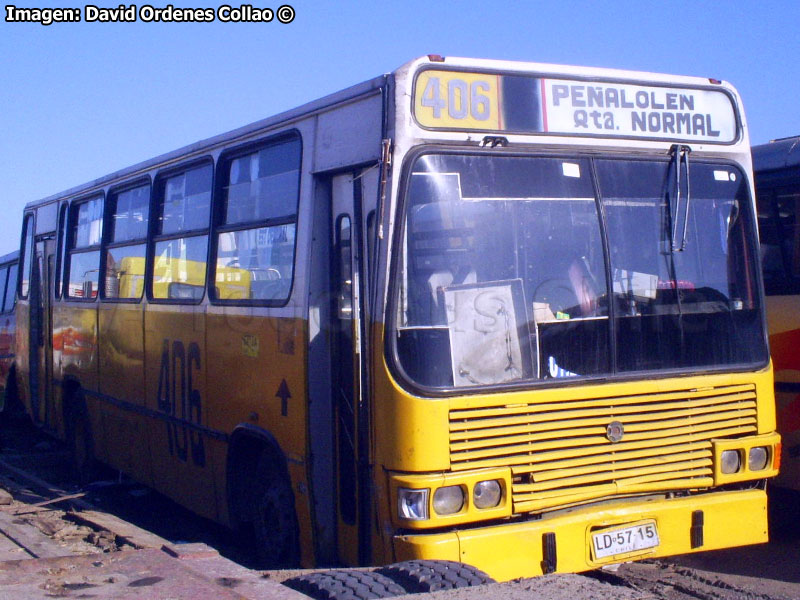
1 416 799 600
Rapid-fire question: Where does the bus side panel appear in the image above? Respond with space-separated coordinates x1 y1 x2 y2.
58 304 100 442
766 294 800 490
144 304 217 521
14 301 30 415
51 302 68 440
205 310 313 563
0 312 15 400
313 94 383 173
98 302 152 486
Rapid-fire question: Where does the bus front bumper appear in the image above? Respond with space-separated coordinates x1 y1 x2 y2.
392 488 768 582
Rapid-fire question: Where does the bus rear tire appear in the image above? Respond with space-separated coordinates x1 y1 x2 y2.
252 450 300 568
377 560 495 592
284 570 406 600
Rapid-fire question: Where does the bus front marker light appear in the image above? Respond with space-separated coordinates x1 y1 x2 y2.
398 488 429 520
433 485 464 515
748 447 769 471
473 480 502 509
720 449 741 474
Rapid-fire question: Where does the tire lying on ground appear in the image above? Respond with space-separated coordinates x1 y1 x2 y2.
377 560 495 593
284 570 406 600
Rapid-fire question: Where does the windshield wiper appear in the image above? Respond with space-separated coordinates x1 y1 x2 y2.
670 144 692 252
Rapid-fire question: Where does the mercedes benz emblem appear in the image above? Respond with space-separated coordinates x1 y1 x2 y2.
606 420 625 443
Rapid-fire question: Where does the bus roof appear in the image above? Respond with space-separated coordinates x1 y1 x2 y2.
0 251 18 266
752 136 800 172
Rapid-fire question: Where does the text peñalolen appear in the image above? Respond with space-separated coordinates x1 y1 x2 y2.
550 83 722 137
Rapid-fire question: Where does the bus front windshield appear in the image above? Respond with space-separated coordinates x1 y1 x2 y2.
392 152 767 390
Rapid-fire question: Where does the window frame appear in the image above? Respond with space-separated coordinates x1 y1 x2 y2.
101 178 151 303
386 145 769 398
64 194 105 302
147 157 215 305
209 130 303 307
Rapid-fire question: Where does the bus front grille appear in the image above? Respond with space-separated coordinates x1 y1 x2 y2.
448 384 758 514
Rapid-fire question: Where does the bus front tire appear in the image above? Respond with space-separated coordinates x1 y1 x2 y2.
252 451 300 568
377 560 495 592
284 570 406 600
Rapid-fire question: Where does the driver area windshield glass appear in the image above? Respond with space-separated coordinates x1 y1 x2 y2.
392 152 766 391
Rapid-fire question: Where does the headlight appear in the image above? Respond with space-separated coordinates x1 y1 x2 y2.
398 488 429 520
433 486 464 515
720 449 741 474
748 446 769 471
473 480 502 509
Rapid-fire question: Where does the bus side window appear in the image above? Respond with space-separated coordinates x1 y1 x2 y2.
151 163 212 302
66 197 103 300
104 183 149 300
212 135 301 304
758 187 800 295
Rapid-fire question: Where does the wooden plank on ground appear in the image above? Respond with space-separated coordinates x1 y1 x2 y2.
3 491 87 514
68 510 172 550
0 512 70 559
0 531 31 562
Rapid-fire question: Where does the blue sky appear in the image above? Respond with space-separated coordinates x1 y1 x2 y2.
1 0 798 255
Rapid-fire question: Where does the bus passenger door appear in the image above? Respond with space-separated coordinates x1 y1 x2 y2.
330 172 369 566
29 237 56 430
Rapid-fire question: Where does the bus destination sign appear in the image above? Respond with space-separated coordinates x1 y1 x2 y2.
414 69 738 143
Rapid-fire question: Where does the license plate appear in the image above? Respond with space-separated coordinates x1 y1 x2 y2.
592 520 659 559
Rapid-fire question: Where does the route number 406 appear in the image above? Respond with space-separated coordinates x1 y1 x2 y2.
420 76 492 121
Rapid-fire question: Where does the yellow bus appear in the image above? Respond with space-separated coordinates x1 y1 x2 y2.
753 136 800 490
0 251 18 411
12 56 779 593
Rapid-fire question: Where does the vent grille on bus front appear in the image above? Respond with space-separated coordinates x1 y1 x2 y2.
448 384 758 514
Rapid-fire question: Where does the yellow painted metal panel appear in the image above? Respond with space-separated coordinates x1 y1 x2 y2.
449 384 756 416
449 428 756 473
144 305 217 521
450 408 756 450
205 308 315 565
451 422 756 464
517 458 711 493
525 450 711 483
514 478 717 512
450 388 756 426
393 489 767 581
514 441 711 473
97 303 151 484
371 354 451 472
